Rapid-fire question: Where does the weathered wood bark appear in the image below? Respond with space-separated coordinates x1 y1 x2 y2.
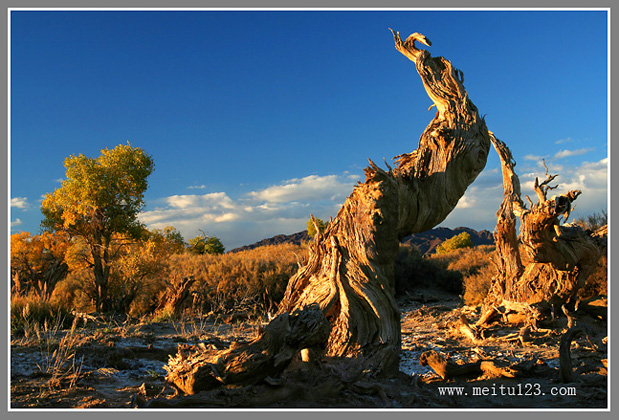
164 305 329 394
277 30 490 375
164 30 490 392
156 275 196 316
481 134 602 325
558 327 585 383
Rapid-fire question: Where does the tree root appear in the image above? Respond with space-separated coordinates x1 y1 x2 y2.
163 304 330 394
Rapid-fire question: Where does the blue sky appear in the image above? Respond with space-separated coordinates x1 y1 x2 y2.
10 9 609 250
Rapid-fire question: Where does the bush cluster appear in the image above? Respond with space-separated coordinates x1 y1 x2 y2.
395 244 496 302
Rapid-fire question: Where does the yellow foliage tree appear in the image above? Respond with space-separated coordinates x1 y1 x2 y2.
41 143 154 312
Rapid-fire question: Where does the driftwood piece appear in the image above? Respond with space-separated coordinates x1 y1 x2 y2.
420 350 518 381
156 275 196 316
457 315 481 344
480 361 517 378
164 304 330 394
578 296 607 320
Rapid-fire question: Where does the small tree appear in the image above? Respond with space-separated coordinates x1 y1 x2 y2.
41 143 154 312
306 216 328 238
435 232 473 254
188 232 225 255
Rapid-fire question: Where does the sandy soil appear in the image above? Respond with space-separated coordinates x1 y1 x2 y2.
10 290 608 409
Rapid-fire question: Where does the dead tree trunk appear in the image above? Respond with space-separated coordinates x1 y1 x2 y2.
156 276 196 316
164 30 490 392
481 135 601 325
277 30 490 375
164 305 330 394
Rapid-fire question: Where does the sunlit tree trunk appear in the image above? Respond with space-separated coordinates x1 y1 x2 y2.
164 30 490 393
480 134 602 325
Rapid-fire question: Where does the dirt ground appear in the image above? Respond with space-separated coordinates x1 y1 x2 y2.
10 289 608 410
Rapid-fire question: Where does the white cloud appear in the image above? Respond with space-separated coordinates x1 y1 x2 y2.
443 158 608 231
523 154 547 162
555 137 575 145
11 218 22 227
249 174 354 203
553 148 595 159
141 157 608 250
166 195 199 209
187 185 206 189
139 173 359 249
11 197 29 209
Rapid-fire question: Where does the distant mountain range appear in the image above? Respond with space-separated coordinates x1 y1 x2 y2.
229 227 494 254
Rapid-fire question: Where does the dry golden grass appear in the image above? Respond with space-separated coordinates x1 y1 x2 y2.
161 242 309 316
11 294 74 333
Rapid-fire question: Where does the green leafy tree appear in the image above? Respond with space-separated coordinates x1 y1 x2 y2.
307 216 328 238
41 143 154 312
435 232 474 255
188 232 225 255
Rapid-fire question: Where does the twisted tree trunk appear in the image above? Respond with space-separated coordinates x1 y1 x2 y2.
164 30 490 392
481 135 602 325
277 30 490 374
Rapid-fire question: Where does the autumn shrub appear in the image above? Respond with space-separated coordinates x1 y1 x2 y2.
11 231 70 300
160 243 309 317
51 270 96 313
448 245 496 306
462 263 497 306
433 245 495 276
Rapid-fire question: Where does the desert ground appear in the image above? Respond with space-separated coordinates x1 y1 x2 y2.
10 288 607 410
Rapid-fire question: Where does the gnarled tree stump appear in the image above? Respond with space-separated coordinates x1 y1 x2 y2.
164 304 330 394
164 30 490 393
277 30 490 375
480 134 602 325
